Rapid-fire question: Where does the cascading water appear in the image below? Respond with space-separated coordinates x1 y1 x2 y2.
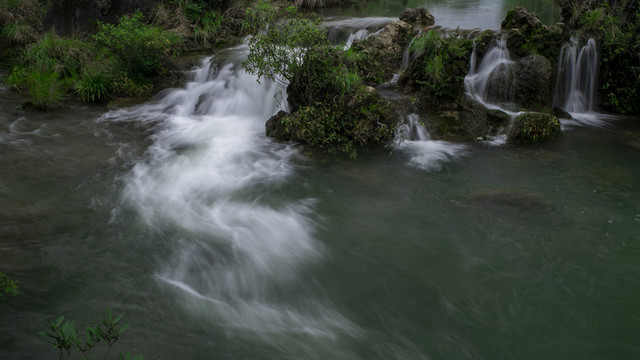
553 36 603 126
102 45 358 357
324 17 392 49
397 114 468 171
465 36 516 108
464 36 520 145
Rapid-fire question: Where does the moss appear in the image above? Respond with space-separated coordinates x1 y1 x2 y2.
509 112 561 144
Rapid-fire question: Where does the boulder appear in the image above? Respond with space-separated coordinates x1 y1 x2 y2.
508 112 561 144
265 110 291 141
370 20 413 51
399 8 435 28
553 106 572 119
514 54 553 109
501 6 543 36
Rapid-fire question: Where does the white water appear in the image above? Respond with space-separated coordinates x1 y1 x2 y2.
397 114 468 171
102 48 359 355
324 17 392 48
465 36 516 108
553 37 605 127
465 36 520 146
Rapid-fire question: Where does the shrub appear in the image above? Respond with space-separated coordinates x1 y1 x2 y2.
1 23 37 45
246 13 396 157
403 30 473 100
77 73 113 102
26 70 64 110
93 11 184 81
22 33 92 76
241 0 278 34
41 309 143 360
0 272 18 302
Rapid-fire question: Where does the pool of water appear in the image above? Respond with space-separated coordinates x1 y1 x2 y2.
1 1 639 359
320 0 562 29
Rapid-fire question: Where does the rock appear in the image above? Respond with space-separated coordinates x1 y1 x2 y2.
514 54 553 109
505 29 527 58
501 6 543 36
371 20 413 50
486 109 511 127
473 30 498 60
553 106 572 119
508 112 561 144
399 8 435 28
265 110 291 141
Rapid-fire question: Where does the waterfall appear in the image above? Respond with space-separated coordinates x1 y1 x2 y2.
397 114 468 171
102 46 358 355
465 36 516 108
324 17 393 49
553 37 603 126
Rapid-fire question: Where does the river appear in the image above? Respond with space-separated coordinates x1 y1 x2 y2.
1 1 640 359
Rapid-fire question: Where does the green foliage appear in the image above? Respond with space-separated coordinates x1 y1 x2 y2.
194 10 224 45
112 75 153 98
406 30 473 99
245 11 395 157
23 33 92 76
0 272 19 302
41 309 142 360
77 73 113 102
26 70 64 110
241 0 279 34
1 23 36 45
582 7 606 30
93 11 184 80
514 114 561 143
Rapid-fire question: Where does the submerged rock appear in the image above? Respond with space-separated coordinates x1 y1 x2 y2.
508 112 561 144
463 189 551 211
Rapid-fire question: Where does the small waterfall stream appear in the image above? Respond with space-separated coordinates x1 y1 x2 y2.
464 36 520 145
103 46 359 356
553 37 604 126
397 114 468 171
465 36 516 109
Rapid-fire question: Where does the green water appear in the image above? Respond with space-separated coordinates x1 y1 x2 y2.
320 0 562 28
1 1 639 359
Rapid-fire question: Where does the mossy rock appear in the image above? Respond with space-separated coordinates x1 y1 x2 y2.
501 6 543 37
508 112 561 144
514 54 553 109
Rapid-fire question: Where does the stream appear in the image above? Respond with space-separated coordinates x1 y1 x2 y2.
2 1 640 359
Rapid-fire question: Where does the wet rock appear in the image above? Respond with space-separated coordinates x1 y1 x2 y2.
464 189 551 210
265 110 291 141
501 6 543 36
508 112 561 144
553 106 572 119
505 29 527 58
370 20 413 50
473 30 498 60
514 54 552 109
486 109 511 127
399 8 435 28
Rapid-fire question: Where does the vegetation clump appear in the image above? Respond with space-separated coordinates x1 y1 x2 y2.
400 30 473 101
5 11 183 108
509 112 561 144
0 272 18 302
244 9 395 158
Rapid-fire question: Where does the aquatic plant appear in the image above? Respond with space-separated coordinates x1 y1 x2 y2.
0 272 18 302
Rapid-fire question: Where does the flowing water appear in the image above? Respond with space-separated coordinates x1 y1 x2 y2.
2 1 640 359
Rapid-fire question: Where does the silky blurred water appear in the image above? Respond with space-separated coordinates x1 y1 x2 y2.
1 1 639 359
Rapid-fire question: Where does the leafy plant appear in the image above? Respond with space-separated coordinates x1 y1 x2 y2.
41 309 137 360
241 0 278 34
0 272 19 302
26 70 64 110
93 11 184 80
77 73 113 102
